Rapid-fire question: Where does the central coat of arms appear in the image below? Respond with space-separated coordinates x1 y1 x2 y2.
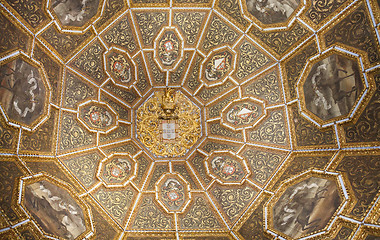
136 89 201 157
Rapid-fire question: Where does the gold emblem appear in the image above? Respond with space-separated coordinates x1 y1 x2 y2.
136 89 201 157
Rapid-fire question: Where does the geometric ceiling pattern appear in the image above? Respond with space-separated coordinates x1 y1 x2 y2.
0 0 379 239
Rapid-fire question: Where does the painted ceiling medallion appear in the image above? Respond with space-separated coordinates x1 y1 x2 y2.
154 27 184 71
20 175 92 240
221 98 265 130
206 151 249 184
266 172 347 239
0 55 51 129
99 154 136 186
136 89 201 157
244 0 303 27
106 49 136 88
156 173 190 213
201 46 236 86
49 0 103 30
78 101 117 133
298 51 366 126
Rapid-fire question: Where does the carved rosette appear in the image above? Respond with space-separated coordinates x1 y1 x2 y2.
136 90 201 157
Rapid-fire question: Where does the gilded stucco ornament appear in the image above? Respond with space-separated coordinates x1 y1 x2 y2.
136 89 201 157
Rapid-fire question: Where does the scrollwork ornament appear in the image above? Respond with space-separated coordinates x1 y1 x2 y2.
202 16 238 52
236 41 270 79
94 188 134 224
133 196 172 229
136 91 201 157
72 42 105 84
248 110 286 145
243 70 281 104
212 186 255 221
135 12 167 46
306 0 347 25
173 12 205 45
103 16 137 52
181 197 220 229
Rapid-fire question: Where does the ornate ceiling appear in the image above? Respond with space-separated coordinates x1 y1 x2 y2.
0 0 379 239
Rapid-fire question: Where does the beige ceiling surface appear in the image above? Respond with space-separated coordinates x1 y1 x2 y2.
0 0 380 239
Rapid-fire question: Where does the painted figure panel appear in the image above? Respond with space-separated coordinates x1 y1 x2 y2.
246 0 300 24
273 177 341 238
0 58 47 126
23 180 87 239
303 54 363 121
51 0 100 27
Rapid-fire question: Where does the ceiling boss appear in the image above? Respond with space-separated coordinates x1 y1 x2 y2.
136 88 201 157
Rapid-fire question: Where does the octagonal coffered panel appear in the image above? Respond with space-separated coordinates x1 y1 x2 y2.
243 0 305 28
206 151 250 184
135 89 202 158
105 48 137 88
200 45 237 87
78 101 118 133
98 154 137 186
154 27 184 71
0 54 51 130
298 50 366 127
266 171 348 239
20 175 92 240
156 173 191 213
49 0 104 30
221 97 266 130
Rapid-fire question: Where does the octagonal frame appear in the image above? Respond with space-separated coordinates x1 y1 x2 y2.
0 52 52 131
133 87 206 160
296 48 368 128
205 150 251 185
18 174 94 240
47 0 105 32
153 26 185 72
104 47 138 89
77 100 119 134
241 0 306 30
97 153 137 187
220 96 267 131
155 172 191 214
199 45 238 87
264 170 350 240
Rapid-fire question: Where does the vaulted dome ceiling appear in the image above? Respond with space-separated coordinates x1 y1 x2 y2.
0 0 380 239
